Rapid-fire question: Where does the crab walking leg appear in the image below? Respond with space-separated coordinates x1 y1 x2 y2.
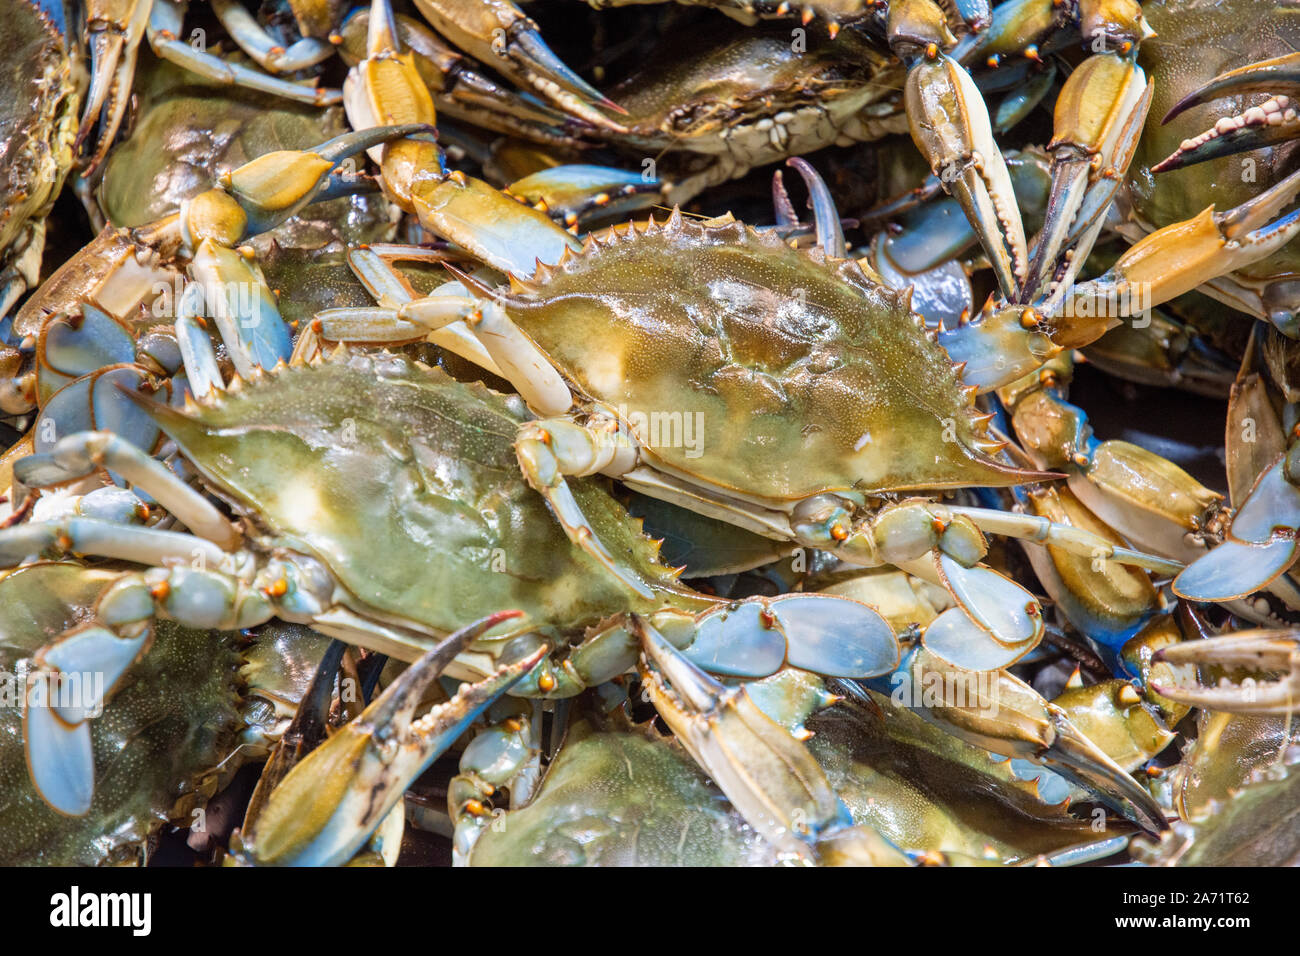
512 409 1171 656
483 593 901 699
209 0 335 74
317 247 504 374
323 287 567 411
14 430 239 549
147 0 341 105
343 0 585 274
237 613 548 866
948 506 1183 575
1151 630 1300 715
860 645 1169 833
514 417 651 598
10 525 264 815
633 616 911 865
4 515 473 812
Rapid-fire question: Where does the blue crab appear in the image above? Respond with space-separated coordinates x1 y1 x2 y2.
322 11 1193 674
229 606 1167 866
1 340 909 817
71 0 625 172
0 0 81 322
1133 746 1300 865
0 561 331 864
4 118 419 473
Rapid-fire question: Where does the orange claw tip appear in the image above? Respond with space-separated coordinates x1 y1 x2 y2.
986 54 1001 68
1023 44 1042 62
827 21 841 39
482 609 526 628
925 42 939 58
802 8 815 25
597 95 630 116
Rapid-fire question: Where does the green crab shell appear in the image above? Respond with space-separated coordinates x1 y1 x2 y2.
809 693 1110 863
1134 747 1300 866
607 24 902 153
147 354 688 641
0 563 242 865
0 0 78 254
469 712 782 866
501 213 1031 501
1131 0 1300 286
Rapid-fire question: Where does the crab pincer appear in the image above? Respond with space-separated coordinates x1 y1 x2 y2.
634 615 912 865
1152 629 1300 715
233 611 547 866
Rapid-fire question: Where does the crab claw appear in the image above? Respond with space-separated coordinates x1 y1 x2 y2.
633 615 857 862
1174 457 1300 602
200 123 435 242
1155 52 1300 171
906 52 1029 299
680 593 901 680
1022 54 1151 302
411 0 627 129
73 0 152 172
507 165 663 230
1063 164 1300 335
238 611 547 866
1151 630 1300 714
869 646 1169 833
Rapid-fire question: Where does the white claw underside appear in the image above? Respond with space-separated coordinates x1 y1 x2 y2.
923 606 1035 670
1173 537 1299 602
1229 458 1300 544
41 626 148 723
935 554 1043 646
25 679 95 817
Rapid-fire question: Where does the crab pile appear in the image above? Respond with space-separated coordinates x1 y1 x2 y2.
0 0 1297 868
